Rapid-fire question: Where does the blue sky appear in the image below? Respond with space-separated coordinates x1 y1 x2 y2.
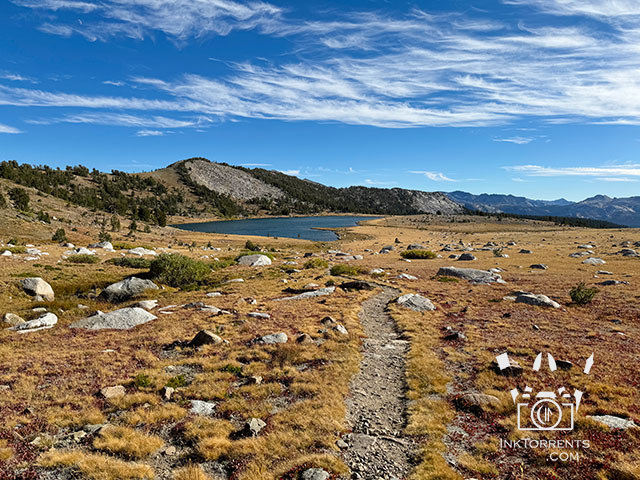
1 0 640 201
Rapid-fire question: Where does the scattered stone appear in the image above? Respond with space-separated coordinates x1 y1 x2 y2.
132 299 158 310
161 386 175 400
515 293 561 308
530 264 548 270
128 247 157 256
619 248 639 257
578 244 594 249
437 267 505 284
407 244 427 250
244 418 267 437
247 376 263 385
458 253 476 261
336 439 348 449
597 270 614 275
1 250 12 256
2 313 25 326
588 415 637 430
275 286 335 301
396 293 436 311
302 468 330 480
101 277 159 303
582 257 606 265
100 385 126 399
248 312 271 319
370 268 384 274
257 332 288 344
519 249 533 254
9 313 57 332
332 324 348 335
70 307 157 330
294 333 312 345
224 278 245 284
492 358 523 377
188 330 223 348
443 329 466 341
379 246 394 254
190 400 217 416
597 280 629 286
164 446 177 456
206 291 223 297
89 241 114 250
237 254 272 266
396 273 418 280
20 277 55 301
69 247 95 256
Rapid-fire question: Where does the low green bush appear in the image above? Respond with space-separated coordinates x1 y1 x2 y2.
52 228 67 243
330 264 367 276
66 254 100 264
149 253 211 288
304 258 329 269
570 282 598 305
109 257 153 269
400 249 437 259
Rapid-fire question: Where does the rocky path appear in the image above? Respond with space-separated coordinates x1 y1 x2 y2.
342 286 416 480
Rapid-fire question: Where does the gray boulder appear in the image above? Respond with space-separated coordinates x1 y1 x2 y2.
515 293 560 308
257 332 288 344
190 400 217 416
588 415 637 430
530 264 548 270
101 277 159 303
128 247 156 256
20 277 55 301
437 267 505 284
396 294 436 311
9 312 57 332
458 253 476 261
302 469 330 480
2 313 25 326
237 254 272 266
582 257 606 265
519 249 533 254
70 307 157 330
275 286 335 301
188 330 223 347
407 244 427 250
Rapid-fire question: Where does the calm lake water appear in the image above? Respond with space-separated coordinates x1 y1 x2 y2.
173 215 378 241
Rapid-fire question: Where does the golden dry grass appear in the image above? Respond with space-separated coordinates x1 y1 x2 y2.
93 425 164 459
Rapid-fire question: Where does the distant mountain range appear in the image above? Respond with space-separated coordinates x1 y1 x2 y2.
446 191 640 227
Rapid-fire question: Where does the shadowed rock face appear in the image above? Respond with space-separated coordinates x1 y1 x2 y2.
185 159 285 200
20 277 55 301
100 277 159 303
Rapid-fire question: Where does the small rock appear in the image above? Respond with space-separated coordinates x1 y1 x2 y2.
100 385 126 399
492 358 523 377
582 257 606 266
530 264 548 270
458 253 476 261
332 324 348 335
9 313 57 332
128 247 156 256
515 293 560 308
248 312 271 319
455 392 501 414
190 400 217 416
100 277 159 303
302 468 330 480
132 300 158 310
296 333 313 344
237 254 272 266
245 418 267 436
556 360 573 370
339 280 374 291
257 332 288 344
2 313 25 326
396 293 436 312
188 330 223 348
161 386 175 400
164 446 177 456
519 249 533 254
20 277 55 301
70 307 156 330
588 415 637 430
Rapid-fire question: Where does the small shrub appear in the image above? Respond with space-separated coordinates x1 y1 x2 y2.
110 257 152 269
401 250 437 259
133 374 153 389
166 375 188 389
570 282 598 305
493 247 504 257
37 210 51 223
437 276 459 283
66 254 99 264
304 257 329 269
149 253 211 288
52 228 67 243
210 258 235 270
244 240 260 251
330 264 367 276
98 231 112 242
5 246 26 254
220 364 243 376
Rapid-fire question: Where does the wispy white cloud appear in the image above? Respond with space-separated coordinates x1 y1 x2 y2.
136 129 165 136
0 73 37 83
493 136 534 144
14 0 283 42
364 178 397 186
6 4 640 128
505 0 640 19
279 169 300 176
504 164 640 181
0 123 22 134
411 171 457 182
103 80 125 87
27 112 209 129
